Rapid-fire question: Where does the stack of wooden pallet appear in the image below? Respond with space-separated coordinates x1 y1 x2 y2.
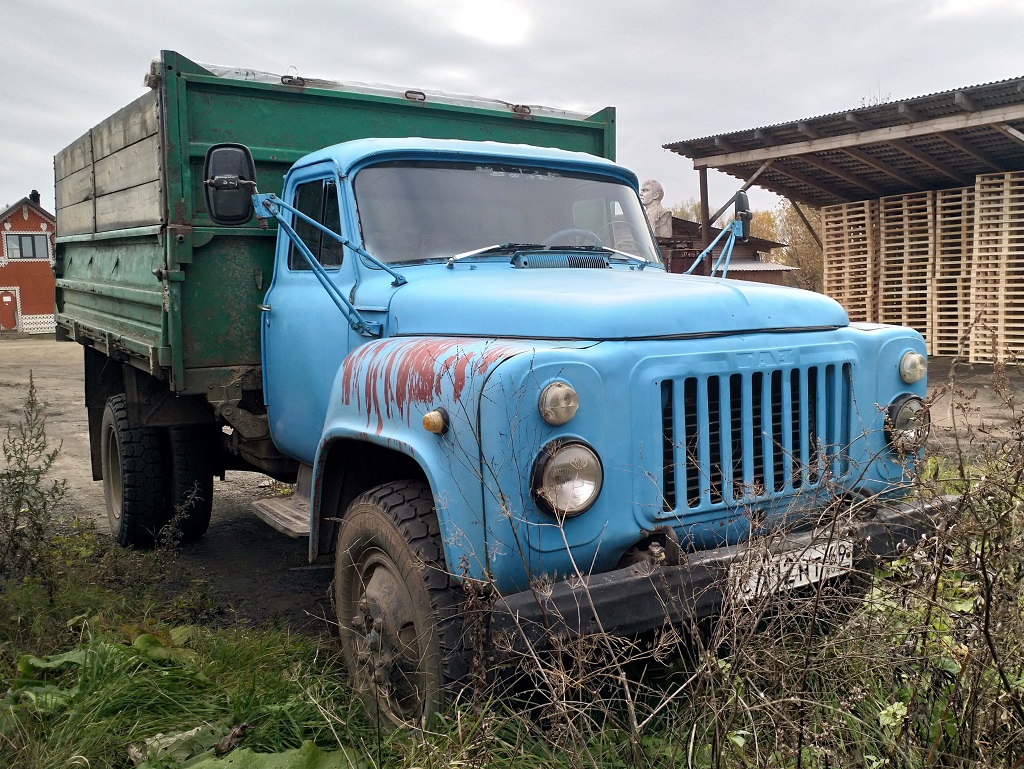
877 192 934 346
968 171 1024 363
821 172 1024 362
932 186 974 357
822 201 878 323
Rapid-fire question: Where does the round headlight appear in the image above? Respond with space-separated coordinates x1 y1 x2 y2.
532 440 603 517
899 351 927 384
538 381 579 426
886 395 930 453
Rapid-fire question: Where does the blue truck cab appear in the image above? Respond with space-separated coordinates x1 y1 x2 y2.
203 135 939 724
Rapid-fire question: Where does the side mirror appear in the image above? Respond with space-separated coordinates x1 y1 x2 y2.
204 144 256 226
734 191 751 242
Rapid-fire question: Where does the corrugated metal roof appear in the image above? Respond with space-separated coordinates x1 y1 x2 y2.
666 76 1024 207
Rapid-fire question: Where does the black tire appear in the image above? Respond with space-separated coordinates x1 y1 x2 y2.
100 395 167 548
334 480 469 726
166 426 215 540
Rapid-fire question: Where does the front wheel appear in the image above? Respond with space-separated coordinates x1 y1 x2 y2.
100 395 167 547
334 480 468 726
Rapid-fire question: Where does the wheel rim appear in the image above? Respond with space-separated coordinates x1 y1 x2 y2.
102 423 123 522
349 549 428 723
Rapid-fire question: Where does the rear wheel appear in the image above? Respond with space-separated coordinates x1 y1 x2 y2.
100 395 167 547
334 480 469 725
166 426 215 540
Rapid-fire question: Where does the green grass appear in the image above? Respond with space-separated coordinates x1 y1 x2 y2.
4 499 1024 768
1 623 361 768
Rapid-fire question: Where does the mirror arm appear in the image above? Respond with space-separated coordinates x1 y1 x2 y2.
204 176 258 192
688 218 746 278
686 224 731 275
254 196 382 337
253 193 407 288
689 188 751 278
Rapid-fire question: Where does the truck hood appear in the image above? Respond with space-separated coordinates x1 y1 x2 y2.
381 265 848 339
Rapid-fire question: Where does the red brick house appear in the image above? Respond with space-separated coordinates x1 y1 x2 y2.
0 191 56 334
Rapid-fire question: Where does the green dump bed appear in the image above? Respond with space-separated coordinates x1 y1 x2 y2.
54 50 615 395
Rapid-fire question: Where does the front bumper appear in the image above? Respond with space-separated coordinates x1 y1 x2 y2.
489 495 957 648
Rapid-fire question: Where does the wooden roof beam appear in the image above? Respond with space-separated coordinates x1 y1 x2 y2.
707 160 776 223
839 146 926 187
798 154 886 196
938 131 1009 171
759 163 857 204
889 139 974 185
685 102 1024 168
992 122 1024 147
788 199 823 250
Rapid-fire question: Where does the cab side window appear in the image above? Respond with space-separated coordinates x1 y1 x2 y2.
288 179 343 270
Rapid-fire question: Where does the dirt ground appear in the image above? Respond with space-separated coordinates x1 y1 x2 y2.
0 335 1018 631
0 335 333 632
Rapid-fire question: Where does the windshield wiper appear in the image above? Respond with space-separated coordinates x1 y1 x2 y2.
445 242 655 270
445 243 545 268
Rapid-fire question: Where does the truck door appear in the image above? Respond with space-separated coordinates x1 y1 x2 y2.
261 169 352 464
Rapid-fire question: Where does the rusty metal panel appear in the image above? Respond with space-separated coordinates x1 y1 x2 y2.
54 229 166 356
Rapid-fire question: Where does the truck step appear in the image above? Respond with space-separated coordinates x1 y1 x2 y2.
251 492 310 538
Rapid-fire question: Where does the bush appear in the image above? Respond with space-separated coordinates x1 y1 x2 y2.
0 374 66 587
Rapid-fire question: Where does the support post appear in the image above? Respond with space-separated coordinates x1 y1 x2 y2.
698 168 711 276
708 160 775 225
789 198 823 250
699 168 711 248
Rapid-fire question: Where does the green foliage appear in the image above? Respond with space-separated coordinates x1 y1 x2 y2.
0 628 357 769
0 374 67 587
670 198 726 227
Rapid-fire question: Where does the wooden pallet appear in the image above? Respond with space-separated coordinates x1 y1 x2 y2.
968 171 1024 363
878 192 934 348
822 201 878 323
931 186 974 357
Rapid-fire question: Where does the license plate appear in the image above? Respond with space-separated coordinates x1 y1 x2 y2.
731 539 853 601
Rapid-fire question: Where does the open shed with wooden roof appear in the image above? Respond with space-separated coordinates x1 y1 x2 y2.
666 76 1024 362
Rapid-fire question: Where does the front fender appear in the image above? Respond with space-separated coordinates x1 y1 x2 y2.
311 336 565 579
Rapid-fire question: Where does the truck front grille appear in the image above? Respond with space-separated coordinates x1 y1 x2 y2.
660 363 852 513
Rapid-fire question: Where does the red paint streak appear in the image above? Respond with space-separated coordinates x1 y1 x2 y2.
340 338 523 431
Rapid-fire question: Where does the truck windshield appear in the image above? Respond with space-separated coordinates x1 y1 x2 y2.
353 161 661 265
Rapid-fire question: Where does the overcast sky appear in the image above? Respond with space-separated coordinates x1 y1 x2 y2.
4 0 1024 218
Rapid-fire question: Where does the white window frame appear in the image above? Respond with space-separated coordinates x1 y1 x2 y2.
3 232 51 261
